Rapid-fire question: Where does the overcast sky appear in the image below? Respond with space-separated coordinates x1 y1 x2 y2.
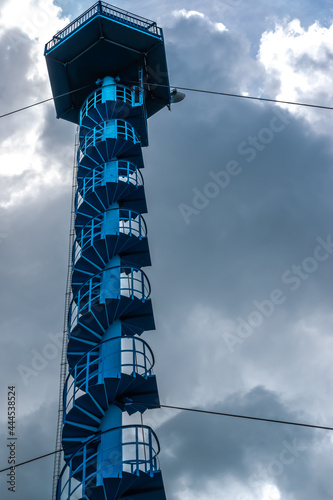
0 1 333 499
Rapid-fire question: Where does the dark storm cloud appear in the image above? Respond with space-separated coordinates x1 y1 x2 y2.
212 0 333 54
1 3 332 500
159 387 330 500
0 186 70 343
0 186 71 424
0 170 38 205
164 13 264 94
0 27 43 141
0 188 71 498
144 15 333 321
36 102 76 176
139 18 333 500
293 49 333 73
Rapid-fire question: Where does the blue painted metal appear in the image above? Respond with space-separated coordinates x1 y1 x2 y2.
45 3 170 499
44 1 171 125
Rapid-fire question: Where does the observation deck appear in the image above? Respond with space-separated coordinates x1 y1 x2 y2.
44 1 171 124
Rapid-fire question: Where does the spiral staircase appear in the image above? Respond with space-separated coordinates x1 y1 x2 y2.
56 77 166 499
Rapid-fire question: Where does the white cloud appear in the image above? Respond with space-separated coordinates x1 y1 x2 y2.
173 8 228 32
258 19 333 133
0 0 71 207
173 9 205 20
263 484 281 500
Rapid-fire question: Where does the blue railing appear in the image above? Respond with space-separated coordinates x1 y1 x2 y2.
76 161 144 211
64 336 154 415
80 85 143 124
69 267 151 331
57 425 160 499
73 209 147 265
46 1 162 53
79 120 140 158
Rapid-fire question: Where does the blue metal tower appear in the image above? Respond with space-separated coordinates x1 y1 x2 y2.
44 3 171 498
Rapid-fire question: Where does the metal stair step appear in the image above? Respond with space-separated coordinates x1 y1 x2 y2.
67 403 102 426
78 155 100 176
75 246 106 271
76 391 105 418
119 471 166 500
79 484 106 500
92 186 109 210
80 114 99 132
105 296 154 326
105 234 151 268
86 104 105 123
78 311 106 336
121 309 156 334
115 373 136 396
104 377 121 403
102 477 121 500
119 375 160 414
88 384 109 411
90 304 108 331
69 322 103 344
62 421 96 445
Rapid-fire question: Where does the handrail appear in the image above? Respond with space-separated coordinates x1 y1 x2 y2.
73 209 147 265
69 266 151 331
64 335 155 416
46 1 162 53
79 119 141 157
77 159 143 192
80 84 143 124
75 160 144 213
57 424 160 499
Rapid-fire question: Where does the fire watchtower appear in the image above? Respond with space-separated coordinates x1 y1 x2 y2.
45 2 172 499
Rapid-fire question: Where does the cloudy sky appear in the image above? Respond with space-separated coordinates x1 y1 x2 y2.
0 0 333 499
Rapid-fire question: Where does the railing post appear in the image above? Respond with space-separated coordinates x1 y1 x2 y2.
132 337 135 373
82 445 87 494
143 343 147 374
136 426 139 474
68 457 73 497
85 353 90 393
89 279 92 311
148 430 153 476
131 269 134 299
126 161 130 183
